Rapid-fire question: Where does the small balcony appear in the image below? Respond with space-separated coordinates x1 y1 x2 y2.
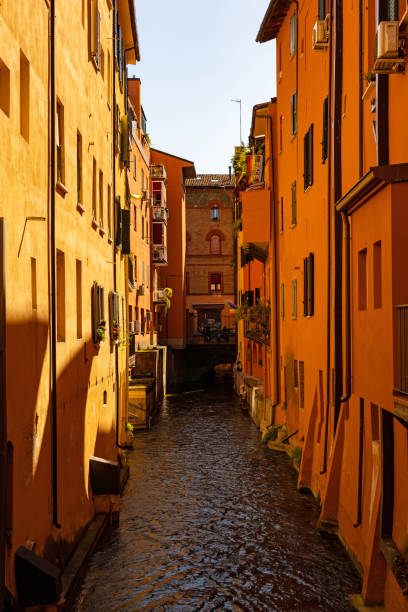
152 245 168 265
150 164 167 180
153 206 168 223
153 288 167 303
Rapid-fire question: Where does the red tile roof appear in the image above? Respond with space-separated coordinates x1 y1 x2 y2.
185 174 234 188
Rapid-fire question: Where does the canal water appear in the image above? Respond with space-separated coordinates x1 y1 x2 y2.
70 377 360 611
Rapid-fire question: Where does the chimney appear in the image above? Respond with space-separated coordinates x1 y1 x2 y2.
228 165 232 179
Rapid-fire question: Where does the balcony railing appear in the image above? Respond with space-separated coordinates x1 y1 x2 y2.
397 305 408 394
153 206 168 222
152 245 168 264
150 164 167 180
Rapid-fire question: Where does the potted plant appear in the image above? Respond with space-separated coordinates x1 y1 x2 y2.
163 287 173 315
112 319 120 342
96 320 106 342
125 422 134 448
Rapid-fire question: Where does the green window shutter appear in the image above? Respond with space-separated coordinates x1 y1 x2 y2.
121 208 130 254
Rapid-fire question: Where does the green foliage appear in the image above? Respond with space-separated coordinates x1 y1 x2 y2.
235 301 271 328
364 71 376 84
143 132 151 145
232 218 242 238
96 320 106 341
231 146 250 178
125 422 134 433
262 426 280 445
291 445 302 467
164 287 173 315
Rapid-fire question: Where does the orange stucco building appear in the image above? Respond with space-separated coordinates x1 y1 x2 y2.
233 0 408 609
185 174 235 342
149 149 196 352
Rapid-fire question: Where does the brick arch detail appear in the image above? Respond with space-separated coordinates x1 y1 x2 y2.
205 229 225 241
207 200 225 210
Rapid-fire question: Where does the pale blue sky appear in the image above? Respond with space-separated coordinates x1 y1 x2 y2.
129 0 276 174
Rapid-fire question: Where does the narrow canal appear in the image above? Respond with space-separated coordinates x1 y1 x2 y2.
71 377 360 611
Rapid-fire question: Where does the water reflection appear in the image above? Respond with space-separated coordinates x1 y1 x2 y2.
70 377 360 611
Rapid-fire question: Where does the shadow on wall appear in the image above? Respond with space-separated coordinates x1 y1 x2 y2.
5 317 117 585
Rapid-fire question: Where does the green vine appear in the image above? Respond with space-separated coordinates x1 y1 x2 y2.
164 287 173 315
291 445 302 467
231 146 250 178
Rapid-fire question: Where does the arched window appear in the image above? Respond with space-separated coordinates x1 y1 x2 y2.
211 206 219 220
210 234 221 255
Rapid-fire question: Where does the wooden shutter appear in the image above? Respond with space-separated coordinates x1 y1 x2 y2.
318 0 326 20
291 180 297 224
121 208 130 254
118 24 123 88
303 257 308 316
304 132 309 191
280 283 285 319
92 282 100 343
322 97 328 162
308 252 314 315
114 10 118 64
308 125 313 187
291 91 297 136
115 197 122 248
120 115 129 165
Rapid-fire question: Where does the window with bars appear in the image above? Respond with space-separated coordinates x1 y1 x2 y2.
304 124 313 190
291 90 297 136
291 180 297 225
303 253 314 316
322 97 328 163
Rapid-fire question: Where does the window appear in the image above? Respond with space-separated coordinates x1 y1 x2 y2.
211 206 220 220
56 102 65 184
304 124 313 190
0 58 10 117
291 91 297 136
281 283 285 319
322 97 329 163
153 223 163 245
77 132 82 204
278 42 282 79
92 158 97 221
31 258 37 310
292 279 297 319
303 252 314 316
91 0 101 70
142 215 144 239
299 361 305 407
107 49 111 102
56 250 65 342
291 181 297 225
20 51 30 141
358 248 367 310
108 291 120 342
318 0 327 20
290 11 297 56
99 170 103 227
134 204 137 231
373 241 382 308
76 260 82 339
92 283 105 343
210 234 221 255
209 273 222 293
294 359 298 388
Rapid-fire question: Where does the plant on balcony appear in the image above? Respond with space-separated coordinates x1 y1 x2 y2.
164 287 173 315
231 146 250 178
143 132 151 145
125 422 134 433
96 320 106 341
112 320 120 341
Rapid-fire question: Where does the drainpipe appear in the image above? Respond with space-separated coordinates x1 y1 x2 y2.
0 219 6 609
340 211 351 403
358 0 363 177
333 0 343 433
321 0 334 474
50 0 60 529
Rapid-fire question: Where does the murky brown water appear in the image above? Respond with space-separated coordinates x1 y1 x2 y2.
70 378 360 611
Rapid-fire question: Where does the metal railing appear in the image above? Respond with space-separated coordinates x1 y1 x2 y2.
152 206 168 222
150 164 167 180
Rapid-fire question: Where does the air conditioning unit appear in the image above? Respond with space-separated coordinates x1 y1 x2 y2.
137 283 145 296
373 22 403 73
129 321 135 333
135 320 142 333
153 248 161 261
312 20 329 49
142 190 149 201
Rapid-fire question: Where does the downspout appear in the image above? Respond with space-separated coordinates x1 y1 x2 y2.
358 0 363 177
340 211 351 402
333 0 343 432
0 219 6 609
50 0 60 528
113 0 120 448
321 0 334 474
